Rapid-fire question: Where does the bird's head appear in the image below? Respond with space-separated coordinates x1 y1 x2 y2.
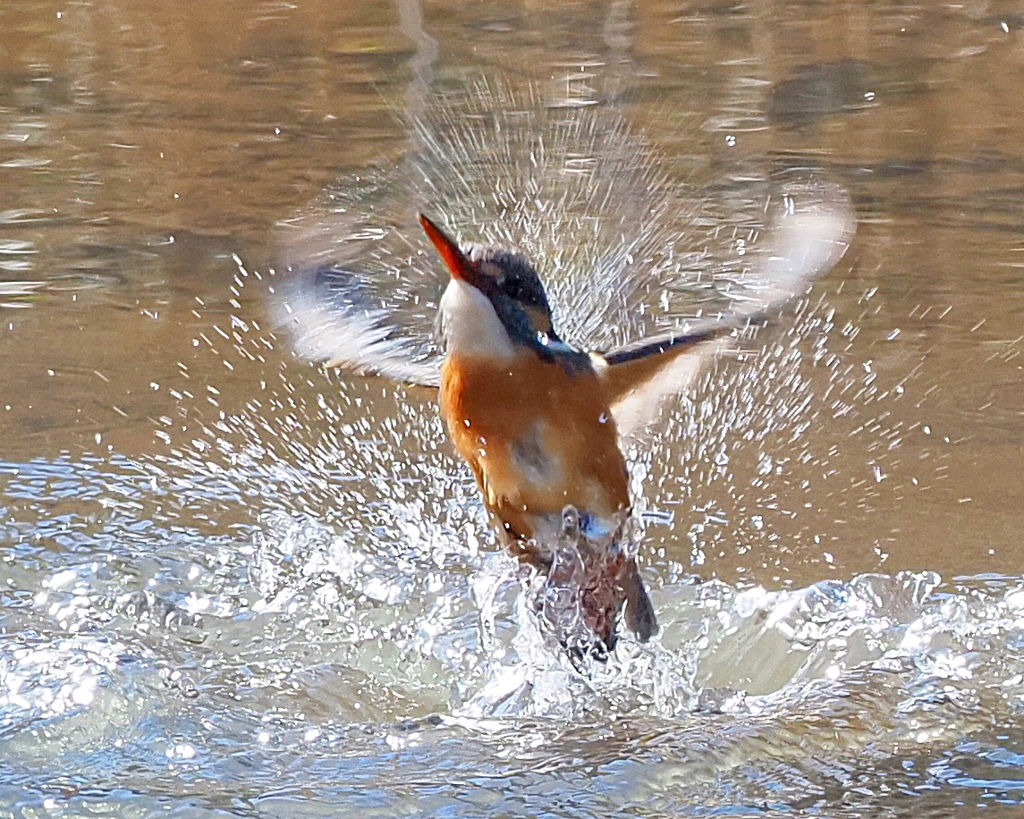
420 214 559 360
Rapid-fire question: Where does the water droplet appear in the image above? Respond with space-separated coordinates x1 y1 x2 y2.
167 743 196 760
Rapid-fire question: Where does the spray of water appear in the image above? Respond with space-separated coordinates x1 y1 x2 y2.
253 75 860 714
2 76 939 725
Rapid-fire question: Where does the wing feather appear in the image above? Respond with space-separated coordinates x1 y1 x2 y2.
271 263 442 389
599 181 855 439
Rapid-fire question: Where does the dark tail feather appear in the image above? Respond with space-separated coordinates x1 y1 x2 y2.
624 559 658 642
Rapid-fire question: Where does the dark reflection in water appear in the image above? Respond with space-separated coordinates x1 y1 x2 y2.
1 0 1023 817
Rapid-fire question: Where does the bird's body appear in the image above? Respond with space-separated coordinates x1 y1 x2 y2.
441 348 647 651
424 218 657 653
441 350 628 543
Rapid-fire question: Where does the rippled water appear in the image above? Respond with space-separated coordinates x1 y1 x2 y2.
2 1 1024 816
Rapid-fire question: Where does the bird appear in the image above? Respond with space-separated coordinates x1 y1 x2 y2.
420 213 658 655
275 184 854 658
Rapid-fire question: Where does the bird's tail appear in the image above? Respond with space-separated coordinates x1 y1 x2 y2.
623 557 658 642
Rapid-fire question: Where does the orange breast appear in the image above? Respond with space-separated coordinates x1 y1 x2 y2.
440 351 629 544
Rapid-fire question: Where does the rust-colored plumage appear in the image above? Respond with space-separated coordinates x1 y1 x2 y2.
441 352 627 540
441 350 645 650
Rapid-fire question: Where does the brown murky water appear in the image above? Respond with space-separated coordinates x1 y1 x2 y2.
1 1 1023 816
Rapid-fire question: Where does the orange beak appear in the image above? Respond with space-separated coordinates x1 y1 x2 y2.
419 214 487 289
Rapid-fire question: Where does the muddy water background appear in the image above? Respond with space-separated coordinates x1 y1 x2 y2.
1 0 1023 816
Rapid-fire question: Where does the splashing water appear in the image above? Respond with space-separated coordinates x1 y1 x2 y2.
275 76 787 362
133 77 880 718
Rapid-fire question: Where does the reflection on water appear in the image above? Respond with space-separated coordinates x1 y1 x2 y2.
1 0 1024 816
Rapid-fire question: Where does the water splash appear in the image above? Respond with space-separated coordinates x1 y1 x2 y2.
274 75 791 370
3 447 1024 815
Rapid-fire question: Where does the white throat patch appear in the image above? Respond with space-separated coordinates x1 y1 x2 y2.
439 278 516 360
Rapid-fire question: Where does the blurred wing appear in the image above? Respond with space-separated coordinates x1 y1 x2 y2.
592 317 737 440
598 181 855 439
270 263 442 389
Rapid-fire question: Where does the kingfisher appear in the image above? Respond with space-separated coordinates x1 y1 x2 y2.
276 187 853 658
421 214 658 654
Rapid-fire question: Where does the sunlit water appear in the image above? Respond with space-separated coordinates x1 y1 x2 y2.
2 1 1024 817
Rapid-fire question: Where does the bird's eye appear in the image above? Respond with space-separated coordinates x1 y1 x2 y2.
502 277 523 300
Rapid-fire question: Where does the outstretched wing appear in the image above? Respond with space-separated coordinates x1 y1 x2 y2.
596 181 855 439
269 80 715 387
271 261 442 388
270 78 853 410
